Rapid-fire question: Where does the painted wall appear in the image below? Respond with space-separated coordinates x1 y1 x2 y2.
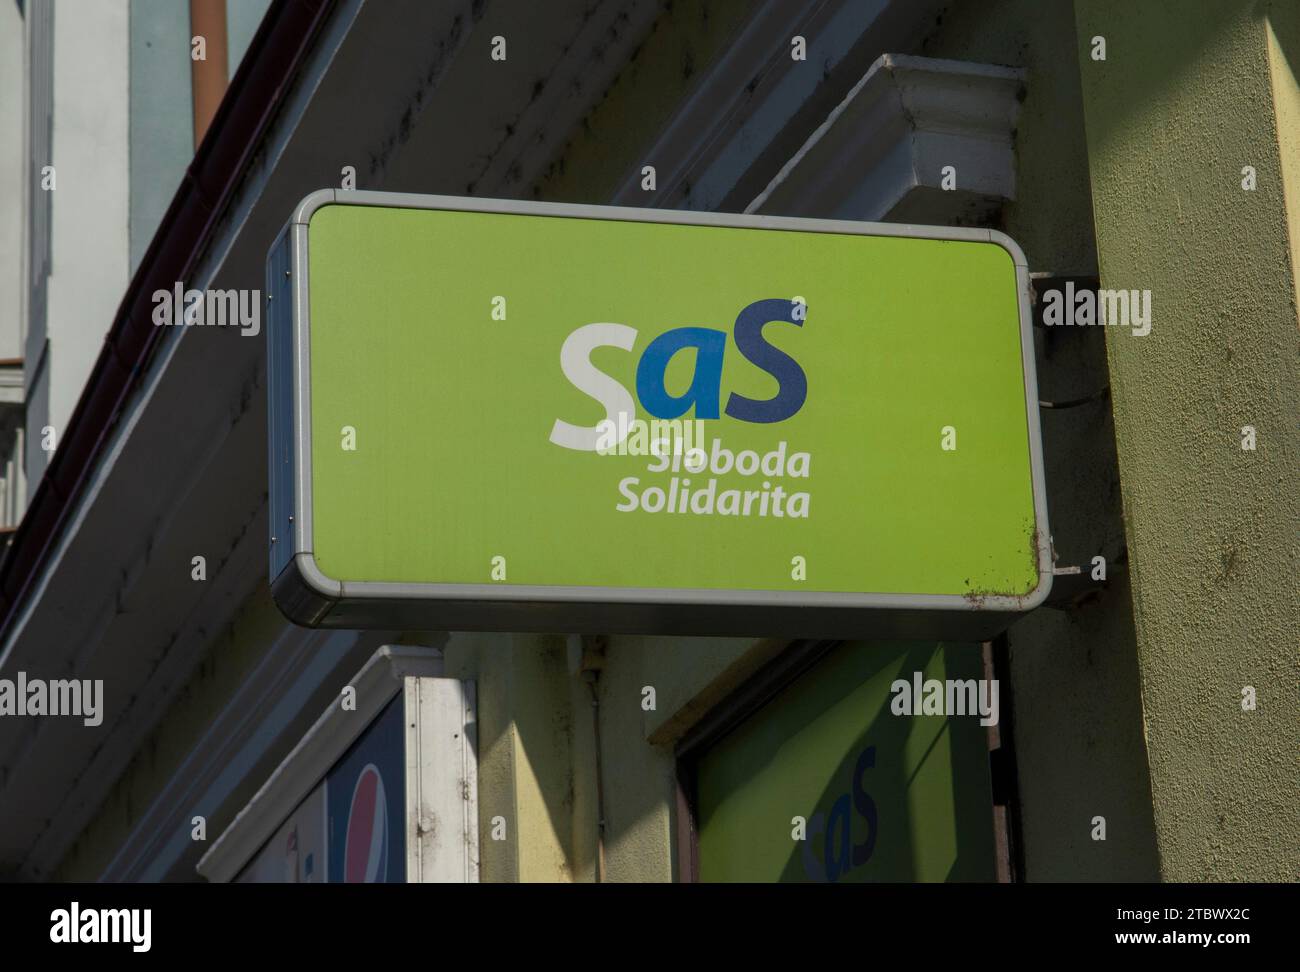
1074 0 1300 881
29 2 130 486
128 0 273 273
129 0 194 273
438 632 773 882
1267 6 1300 325
226 0 274 80
920 0 1159 881
0 1 24 362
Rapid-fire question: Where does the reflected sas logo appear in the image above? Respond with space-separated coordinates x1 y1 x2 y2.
802 745 878 883
550 298 808 452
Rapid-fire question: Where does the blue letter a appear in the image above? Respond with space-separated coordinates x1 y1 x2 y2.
636 327 726 419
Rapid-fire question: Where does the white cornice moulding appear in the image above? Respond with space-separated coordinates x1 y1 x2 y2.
747 53 1026 224
196 644 444 884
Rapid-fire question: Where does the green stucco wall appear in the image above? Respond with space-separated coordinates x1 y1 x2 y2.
921 0 1161 882
1074 0 1300 881
438 632 765 882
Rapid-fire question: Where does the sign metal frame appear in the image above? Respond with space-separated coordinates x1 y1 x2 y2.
267 189 1052 638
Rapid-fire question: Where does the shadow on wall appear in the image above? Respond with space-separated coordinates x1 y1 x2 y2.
1269 0 1300 84
1073 0 1245 156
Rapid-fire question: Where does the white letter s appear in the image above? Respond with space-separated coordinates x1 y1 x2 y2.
549 323 637 451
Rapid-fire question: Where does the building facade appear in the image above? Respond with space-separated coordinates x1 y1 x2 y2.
0 0 1295 883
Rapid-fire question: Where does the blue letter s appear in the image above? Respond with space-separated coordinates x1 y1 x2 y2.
724 298 807 424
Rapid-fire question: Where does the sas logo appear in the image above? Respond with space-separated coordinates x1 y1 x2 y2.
550 298 808 452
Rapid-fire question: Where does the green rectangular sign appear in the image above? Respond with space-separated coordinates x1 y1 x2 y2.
267 191 1051 637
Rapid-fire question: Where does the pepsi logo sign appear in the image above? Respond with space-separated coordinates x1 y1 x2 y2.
343 763 389 883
